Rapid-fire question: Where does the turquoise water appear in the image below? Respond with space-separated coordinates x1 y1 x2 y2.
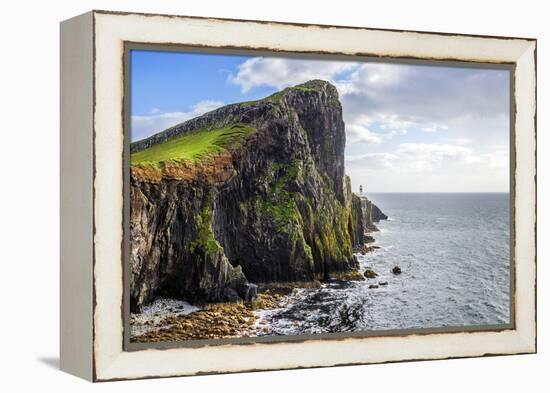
257 193 511 334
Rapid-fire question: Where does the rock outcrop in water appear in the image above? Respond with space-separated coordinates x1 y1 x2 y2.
130 80 386 312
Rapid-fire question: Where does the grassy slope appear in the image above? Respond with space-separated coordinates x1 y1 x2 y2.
131 80 329 167
131 124 255 166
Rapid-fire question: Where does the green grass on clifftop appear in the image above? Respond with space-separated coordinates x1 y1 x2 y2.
131 124 255 166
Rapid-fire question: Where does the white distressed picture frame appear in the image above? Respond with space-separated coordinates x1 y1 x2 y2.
60 10 536 382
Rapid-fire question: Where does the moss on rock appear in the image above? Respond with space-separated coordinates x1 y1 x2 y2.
189 206 223 256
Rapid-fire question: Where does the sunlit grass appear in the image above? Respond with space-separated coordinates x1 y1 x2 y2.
131 124 255 166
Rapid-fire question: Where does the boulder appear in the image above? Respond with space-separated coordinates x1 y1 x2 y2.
223 287 241 302
238 283 258 301
364 235 376 244
364 269 378 279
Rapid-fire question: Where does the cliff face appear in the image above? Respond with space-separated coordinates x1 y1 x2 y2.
353 195 389 234
130 80 386 311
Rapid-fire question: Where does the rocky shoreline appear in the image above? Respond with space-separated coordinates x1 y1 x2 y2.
130 282 319 342
130 235 395 342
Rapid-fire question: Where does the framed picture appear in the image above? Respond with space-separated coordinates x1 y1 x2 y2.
60 10 537 381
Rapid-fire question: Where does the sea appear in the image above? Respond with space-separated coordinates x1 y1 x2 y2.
256 192 511 335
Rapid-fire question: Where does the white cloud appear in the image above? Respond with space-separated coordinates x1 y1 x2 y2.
228 57 509 147
346 142 509 192
190 100 224 114
454 138 472 145
340 65 509 137
132 100 224 141
483 144 509 169
346 152 397 172
228 57 356 93
334 63 406 95
421 124 449 133
346 124 382 144
347 143 483 173
376 113 414 131
395 143 480 172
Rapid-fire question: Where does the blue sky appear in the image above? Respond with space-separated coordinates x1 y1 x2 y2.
131 49 510 192
131 51 275 115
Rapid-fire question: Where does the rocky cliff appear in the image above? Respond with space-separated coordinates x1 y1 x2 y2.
130 80 386 312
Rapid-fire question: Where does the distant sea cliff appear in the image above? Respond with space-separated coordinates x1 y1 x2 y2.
129 80 386 312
